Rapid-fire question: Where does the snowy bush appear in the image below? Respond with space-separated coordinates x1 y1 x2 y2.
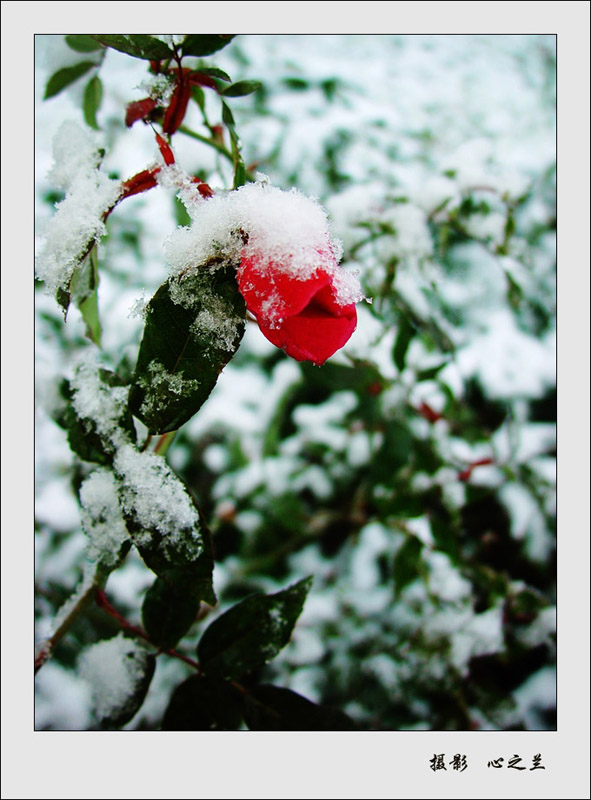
35 34 556 731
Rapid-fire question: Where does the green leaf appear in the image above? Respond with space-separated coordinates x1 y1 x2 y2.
71 248 101 345
244 685 357 731
162 675 244 730
197 577 313 680
128 261 246 435
222 80 261 97
393 315 416 372
195 66 232 82
90 35 172 61
98 644 155 730
416 361 449 382
44 61 96 99
65 35 103 53
234 159 246 189
129 495 216 609
221 100 235 126
393 536 423 598
370 420 412 483
83 75 103 130
142 574 200 651
181 34 236 57
173 194 192 227
56 285 71 318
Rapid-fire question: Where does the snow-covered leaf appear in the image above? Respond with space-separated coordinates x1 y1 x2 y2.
128 263 246 435
78 633 155 729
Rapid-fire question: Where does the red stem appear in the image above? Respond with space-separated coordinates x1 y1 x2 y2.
95 589 202 672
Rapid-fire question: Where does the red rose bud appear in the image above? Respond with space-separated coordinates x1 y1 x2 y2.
155 134 175 166
237 250 358 366
125 97 158 128
162 72 192 134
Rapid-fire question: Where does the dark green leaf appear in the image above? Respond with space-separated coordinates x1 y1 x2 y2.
393 536 423 598
56 286 71 317
128 261 245 434
90 35 172 61
416 361 449 382
98 644 155 729
142 574 200 650
162 674 244 730
197 577 313 680
181 34 236 57
195 66 232 82
44 61 96 99
244 685 357 731
234 159 246 189
393 315 416 372
370 420 412 482
83 75 103 130
129 496 216 609
222 80 261 97
282 77 309 91
221 100 235 126
65 35 103 53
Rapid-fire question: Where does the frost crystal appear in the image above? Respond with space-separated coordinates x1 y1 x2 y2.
190 294 240 353
79 469 129 567
115 444 202 557
36 121 121 297
137 361 200 418
78 633 150 722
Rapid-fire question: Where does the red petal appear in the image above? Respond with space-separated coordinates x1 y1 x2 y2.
258 293 357 365
125 98 157 128
238 249 358 364
238 253 331 321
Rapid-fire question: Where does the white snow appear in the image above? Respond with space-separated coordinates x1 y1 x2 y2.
79 468 130 567
78 632 151 723
35 121 121 297
164 181 364 317
69 351 130 449
115 444 202 554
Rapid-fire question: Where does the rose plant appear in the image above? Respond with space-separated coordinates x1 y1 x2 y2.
34 34 362 731
35 34 556 733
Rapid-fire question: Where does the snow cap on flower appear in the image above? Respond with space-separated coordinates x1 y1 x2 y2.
164 181 364 365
